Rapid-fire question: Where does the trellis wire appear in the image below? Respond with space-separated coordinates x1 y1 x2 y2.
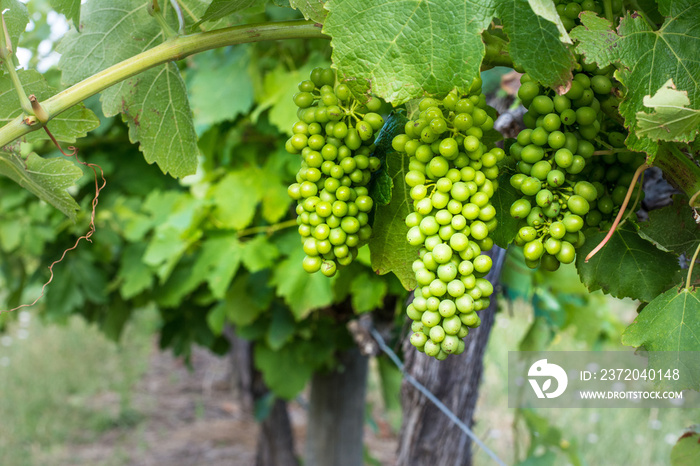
369 326 508 466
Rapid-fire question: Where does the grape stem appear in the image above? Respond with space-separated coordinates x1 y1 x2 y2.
592 149 628 156
237 218 298 238
688 189 700 209
0 12 33 116
0 20 328 148
584 163 649 263
169 0 186 35
603 0 614 23
620 170 645 226
685 190 700 289
686 241 700 290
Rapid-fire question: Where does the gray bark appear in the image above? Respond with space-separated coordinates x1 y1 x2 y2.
304 347 369 466
397 247 507 466
224 325 300 466
255 397 300 466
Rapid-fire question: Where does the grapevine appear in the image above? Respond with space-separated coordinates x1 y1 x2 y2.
286 67 383 277
392 79 505 359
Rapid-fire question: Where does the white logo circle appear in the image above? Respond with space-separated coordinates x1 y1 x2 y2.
528 359 568 399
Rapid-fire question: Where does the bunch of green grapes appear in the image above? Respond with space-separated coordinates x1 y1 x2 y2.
509 67 644 270
392 79 505 360
286 67 383 277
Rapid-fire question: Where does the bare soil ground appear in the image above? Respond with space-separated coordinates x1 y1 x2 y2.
52 343 398 466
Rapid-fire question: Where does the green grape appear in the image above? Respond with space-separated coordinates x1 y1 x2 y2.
394 88 499 360
508 62 632 266
287 68 384 276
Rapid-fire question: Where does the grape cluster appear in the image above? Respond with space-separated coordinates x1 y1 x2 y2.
509 67 644 270
286 67 383 277
392 80 505 360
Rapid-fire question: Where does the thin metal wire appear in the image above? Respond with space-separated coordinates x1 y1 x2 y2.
369 327 508 466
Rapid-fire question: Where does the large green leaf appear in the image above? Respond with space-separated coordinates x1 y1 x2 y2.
211 169 265 230
290 0 327 23
575 227 679 302
0 0 28 51
350 272 387 313
193 235 244 299
671 430 700 466
621 287 700 391
196 0 259 24
324 0 496 104
0 151 82 220
187 47 254 132
254 337 335 399
324 0 575 103
637 195 700 257
0 70 100 143
49 0 80 24
252 54 328 135
217 274 267 327
117 242 155 299
636 79 700 143
368 151 419 290
496 0 576 93
241 235 279 273
57 0 198 178
622 287 700 351
270 245 335 319
267 303 296 350
571 4 700 156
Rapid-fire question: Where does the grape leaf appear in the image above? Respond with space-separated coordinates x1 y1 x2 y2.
671 430 700 466
368 111 408 206
324 0 496 104
0 70 100 143
621 287 700 391
57 0 198 178
496 0 576 93
196 0 258 24
637 195 700 257
241 235 280 273
633 0 664 26
267 303 296 350
527 0 572 44
270 246 334 319
575 227 679 302
290 0 327 23
636 79 700 143
48 0 80 24
117 242 155 299
571 4 700 157
252 54 328 135
350 272 387 313
254 338 334 399
222 276 267 326
187 47 254 133
206 301 227 335
143 195 205 281
193 235 244 299
211 169 265 230
369 151 419 290
0 0 28 51
0 151 82 220
324 0 576 103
